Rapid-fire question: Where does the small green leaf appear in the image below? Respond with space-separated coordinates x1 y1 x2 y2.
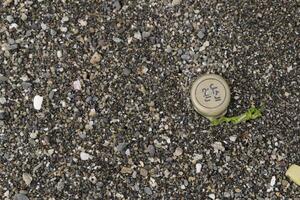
210 107 263 126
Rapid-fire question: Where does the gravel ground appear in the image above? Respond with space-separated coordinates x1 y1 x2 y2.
0 0 299 199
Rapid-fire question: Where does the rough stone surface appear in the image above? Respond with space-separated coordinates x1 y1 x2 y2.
0 1 299 199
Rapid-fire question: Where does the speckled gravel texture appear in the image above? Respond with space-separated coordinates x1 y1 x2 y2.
0 0 299 199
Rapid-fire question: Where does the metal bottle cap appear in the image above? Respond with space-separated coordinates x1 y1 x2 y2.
190 74 230 119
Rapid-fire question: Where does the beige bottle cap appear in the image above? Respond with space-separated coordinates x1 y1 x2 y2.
191 74 230 118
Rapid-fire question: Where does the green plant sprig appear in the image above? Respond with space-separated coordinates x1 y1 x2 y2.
210 107 263 126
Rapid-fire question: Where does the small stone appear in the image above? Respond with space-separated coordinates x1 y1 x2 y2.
78 19 88 26
140 168 148 177
134 31 142 40
0 97 6 104
22 173 33 186
229 135 237 142
285 164 300 186
211 142 225 153
172 0 182 6
41 23 48 30
146 145 155 157
56 179 65 191
181 54 190 60
6 15 14 23
224 192 231 198
14 194 29 200
90 52 101 64
208 193 215 199
123 68 131 76
80 152 93 160
116 142 127 153
173 147 183 156
60 27 68 32
0 110 5 120
57 50 62 58
144 187 152 195
113 0 121 10
199 41 210 51
197 30 205 39
196 163 202 173
89 109 97 117
113 37 122 43
33 95 43 110
142 31 151 38
270 176 276 186
21 13 27 21
30 131 38 139
0 75 8 82
73 80 81 91
121 166 133 174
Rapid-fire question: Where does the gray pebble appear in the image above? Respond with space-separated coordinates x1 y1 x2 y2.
0 97 6 104
123 68 131 76
0 75 8 83
144 187 153 195
21 82 32 90
116 142 128 153
181 54 191 60
197 30 205 39
14 194 29 200
142 31 151 38
113 0 121 10
0 111 5 120
56 179 65 191
6 15 14 23
146 145 155 157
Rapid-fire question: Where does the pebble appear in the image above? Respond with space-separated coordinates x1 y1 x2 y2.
224 192 231 198
211 142 225 153
90 52 101 64
22 173 33 186
6 15 14 23
270 176 276 186
33 95 43 110
140 168 148 177
121 166 133 174
113 0 121 10
142 31 151 38
0 110 5 120
199 41 210 51
172 0 182 6
123 68 131 76
196 163 202 173
78 19 88 26
134 31 142 40
41 23 48 30
56 179 65 191
73 80 81 91
80 152 93 160
0 97 6 104
116 142 127 153
30 132 38 139
197 30 205 39
14 194 29 200
57 50 62 58
146 145 155 157
0 75 8 82
229 135 237 142
144 187 153 195
173 147 183 156
208 193 216 199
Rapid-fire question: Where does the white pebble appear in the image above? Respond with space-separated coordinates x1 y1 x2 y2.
196 163 202 173
229 135 237 142
270 176 276 186
80 152 93 160
22 173 33 186
73 80 81 91
208 193 215 199
78 19 87 26
41 23 47 30
134 31 142 40
57 50 62 58
33 95 43 110
172 0 182 5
